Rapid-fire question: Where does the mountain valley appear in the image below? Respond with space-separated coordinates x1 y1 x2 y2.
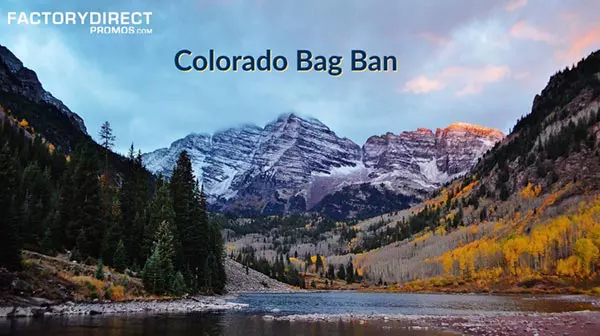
222 50 600 294
2 41 600 299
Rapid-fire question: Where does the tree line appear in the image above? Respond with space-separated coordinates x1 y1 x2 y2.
233 248 305 288
0 118 225 295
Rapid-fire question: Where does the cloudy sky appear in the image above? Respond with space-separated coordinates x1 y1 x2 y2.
1 0 599 153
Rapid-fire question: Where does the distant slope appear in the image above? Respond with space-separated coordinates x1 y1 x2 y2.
225 258 291 293
341 50 600 292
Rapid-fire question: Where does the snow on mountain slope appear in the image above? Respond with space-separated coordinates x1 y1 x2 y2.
362 123 505 192
142 114 504 218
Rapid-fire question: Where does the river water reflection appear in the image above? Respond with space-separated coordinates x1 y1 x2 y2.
2 292 597 336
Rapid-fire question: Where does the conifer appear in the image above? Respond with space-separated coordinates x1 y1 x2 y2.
0 144 22 270
113 239 127 273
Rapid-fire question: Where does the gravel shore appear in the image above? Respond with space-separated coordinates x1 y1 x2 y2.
270 310 600 336
432 310 600 336
0 296 247 318
0 258 289 319
2 294 599 336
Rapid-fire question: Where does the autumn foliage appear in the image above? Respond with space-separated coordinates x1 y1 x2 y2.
435 195 600 284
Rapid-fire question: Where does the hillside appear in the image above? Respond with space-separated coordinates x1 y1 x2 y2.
0 45 142 178
224 258 291 293
0 44 229 298
333 50 600 292
0 251 288 310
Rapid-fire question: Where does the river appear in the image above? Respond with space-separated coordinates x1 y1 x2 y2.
1 292 598 335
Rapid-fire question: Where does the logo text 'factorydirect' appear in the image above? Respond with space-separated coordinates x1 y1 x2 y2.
7 11 153 35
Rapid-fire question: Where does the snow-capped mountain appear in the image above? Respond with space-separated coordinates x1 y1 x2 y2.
143 113 504 218
362 123 504 192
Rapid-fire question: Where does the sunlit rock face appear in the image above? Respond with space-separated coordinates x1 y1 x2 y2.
362 122 505 192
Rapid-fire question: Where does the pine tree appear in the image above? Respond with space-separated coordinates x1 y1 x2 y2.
480 207 488 221
209 217 226 294
202 254 213 291
337 264 346 280
130 210 148 267
98 121 115 175
327 264 335 280
102 196 123 265
192 182 210 291
0 143 22 270
113 239 127 273
171 271 187 296
170 151 204 291
315 253 324 272
142 220 176 295
142 250 158 293
96 258 105 280
43 190 63 253
452 207 464 228
69 145 105 258
59 159 77 248
120 144 149 268
305 253 312 271
345 260 354 284
143 181 175 263
18 162 52 244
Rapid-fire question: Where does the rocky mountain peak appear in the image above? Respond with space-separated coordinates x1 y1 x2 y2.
0 46 24 74
436 122 504 140
144 116 503 218
270 112 332 136
415 127 434 135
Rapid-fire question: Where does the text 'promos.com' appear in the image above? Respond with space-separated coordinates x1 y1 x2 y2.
7 11 153 35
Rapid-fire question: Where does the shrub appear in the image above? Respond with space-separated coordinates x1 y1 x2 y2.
110 285 126 301
104 286 112 300
95 259 105 280
72 276 105 299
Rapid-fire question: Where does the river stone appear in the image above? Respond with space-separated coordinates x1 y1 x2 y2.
11 279 31 293
8 307 33 318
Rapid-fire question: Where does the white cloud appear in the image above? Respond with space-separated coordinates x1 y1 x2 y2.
401 76 445 94
510 21 556 44
555 24 600 63
9 29 138 111
402 66 511 97
505 0 527 12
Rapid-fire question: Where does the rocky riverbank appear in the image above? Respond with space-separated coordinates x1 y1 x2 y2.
269 310 600 336
0 254 293 320
0 296 247 318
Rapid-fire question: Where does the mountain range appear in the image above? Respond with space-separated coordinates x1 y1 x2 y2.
4 39 600 296
0 43 505 219
143 114 504 218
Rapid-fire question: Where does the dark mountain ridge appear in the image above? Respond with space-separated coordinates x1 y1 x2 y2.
0 44 145 179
